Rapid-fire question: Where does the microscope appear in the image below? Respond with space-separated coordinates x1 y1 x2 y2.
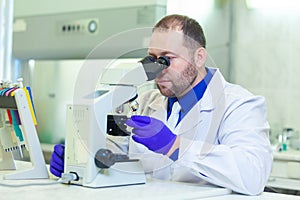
63 56 170 187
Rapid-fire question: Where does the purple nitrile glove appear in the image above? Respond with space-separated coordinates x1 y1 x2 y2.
126 115 177 155
50 144 65 177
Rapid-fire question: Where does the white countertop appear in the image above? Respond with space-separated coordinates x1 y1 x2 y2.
273 150 300 161
267 177 300 191
0 178 230 200
0 178 299 200
1 153 300 199
205 192 300 200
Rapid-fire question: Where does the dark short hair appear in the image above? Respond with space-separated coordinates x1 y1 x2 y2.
153 14 206 50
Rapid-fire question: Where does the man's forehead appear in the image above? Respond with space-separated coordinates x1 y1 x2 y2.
149 30 184 46
148 30 185 55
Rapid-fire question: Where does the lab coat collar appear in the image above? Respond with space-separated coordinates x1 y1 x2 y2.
199 67 226 111
176 68 226 133
147 67 226 134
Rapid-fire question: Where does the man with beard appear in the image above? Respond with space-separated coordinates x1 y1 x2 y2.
50 14 273 195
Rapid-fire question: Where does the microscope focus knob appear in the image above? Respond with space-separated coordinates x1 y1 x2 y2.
94 149 131 169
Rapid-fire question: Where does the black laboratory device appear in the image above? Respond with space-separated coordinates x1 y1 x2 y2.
107 115 130 136
94 149 139 169
141 55 170 81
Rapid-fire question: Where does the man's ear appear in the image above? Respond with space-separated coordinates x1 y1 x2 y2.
194 47 207 67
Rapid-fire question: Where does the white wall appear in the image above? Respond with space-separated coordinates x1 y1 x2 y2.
232 1 300 138
167 0 232 79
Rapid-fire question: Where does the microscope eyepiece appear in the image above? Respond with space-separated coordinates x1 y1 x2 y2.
157 56 170 67
140 55 170 81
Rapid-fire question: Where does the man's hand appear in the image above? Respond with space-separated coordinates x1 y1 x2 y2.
126 115 177 155
50 144 65 177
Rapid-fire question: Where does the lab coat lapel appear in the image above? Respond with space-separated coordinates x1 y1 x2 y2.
175 68 226 135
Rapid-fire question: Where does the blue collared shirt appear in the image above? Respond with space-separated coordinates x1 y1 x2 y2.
167 68 214 125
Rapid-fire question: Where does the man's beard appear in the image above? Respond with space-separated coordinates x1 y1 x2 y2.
157 63 198 98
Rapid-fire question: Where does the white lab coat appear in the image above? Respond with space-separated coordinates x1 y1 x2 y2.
110 67 273 195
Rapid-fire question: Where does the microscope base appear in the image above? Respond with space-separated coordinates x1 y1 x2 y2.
67 161 146 188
